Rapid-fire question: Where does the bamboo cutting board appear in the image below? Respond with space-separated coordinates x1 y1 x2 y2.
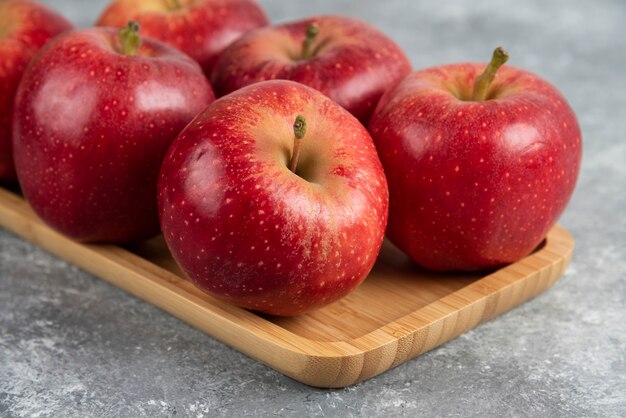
0 186 574 388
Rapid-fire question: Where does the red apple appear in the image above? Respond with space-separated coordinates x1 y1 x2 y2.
368 48 582 271
13 23 215 243
96 0 269 76
211 15 412 123
158 80 389 316
0 0 72 182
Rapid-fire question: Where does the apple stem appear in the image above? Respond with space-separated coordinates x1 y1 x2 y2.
118 21 141 56
301 22 319 59
472 47 509 101
289 115 307 173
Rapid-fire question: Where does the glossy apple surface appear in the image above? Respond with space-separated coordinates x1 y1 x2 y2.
158 80 389 316
369 61 581 271
13 25 215 243
0 0 72 182
96 0 269 76
211 15 412 123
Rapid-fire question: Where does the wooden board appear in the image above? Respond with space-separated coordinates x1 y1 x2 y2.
0 187 574 388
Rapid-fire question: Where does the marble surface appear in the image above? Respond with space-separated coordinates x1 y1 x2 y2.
1 0 625 416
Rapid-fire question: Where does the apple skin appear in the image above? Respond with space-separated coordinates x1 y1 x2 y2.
13 27 215 243
158 80 389 316
96 0 269 76
211 15 412 124
368 64 582 271
0 0 72 182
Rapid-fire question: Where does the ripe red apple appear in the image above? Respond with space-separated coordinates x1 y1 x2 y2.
0 0 72 182
211 15 412 123
369 48 582 271
13 23 215 243
158 80 389 316
96 0 269 76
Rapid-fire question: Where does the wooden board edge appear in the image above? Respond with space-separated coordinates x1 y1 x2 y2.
0 187 575 388
294 227 574 387
0 188 338 377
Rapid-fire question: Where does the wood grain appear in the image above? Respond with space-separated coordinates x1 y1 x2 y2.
0 187 574 388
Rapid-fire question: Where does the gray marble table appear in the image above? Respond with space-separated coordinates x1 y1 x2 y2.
1 0 624 416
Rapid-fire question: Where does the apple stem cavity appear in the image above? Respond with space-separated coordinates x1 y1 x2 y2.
472 47 509 101
118 21 142 57
165 0 182 10
289 115 307 173
301 22 319 59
